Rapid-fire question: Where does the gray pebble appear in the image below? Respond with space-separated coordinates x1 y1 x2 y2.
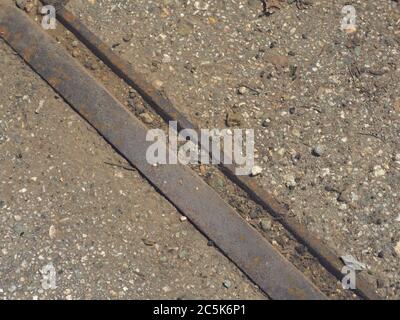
123 34 133 42
16 0 27 9
261 119 270 128
312 145 324 157
260 218 272 231
139 112 154 124
223 280 232 289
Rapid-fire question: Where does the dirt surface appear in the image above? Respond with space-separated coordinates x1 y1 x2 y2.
64 0 400 299
0 38 265 299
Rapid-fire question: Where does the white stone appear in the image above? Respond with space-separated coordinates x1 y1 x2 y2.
395 241 400 256
49 225 56 239
373 165 386 177
251 166 262 176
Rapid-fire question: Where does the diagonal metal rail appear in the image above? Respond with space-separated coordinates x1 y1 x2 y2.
39 0 380 300
0 2 327 300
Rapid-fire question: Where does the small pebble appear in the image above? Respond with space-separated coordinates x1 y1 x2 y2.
49 225 56 239
223 280 232 289
312 145 324 157
260 218 272 231
71 49 79 58
394 241 400 256
139 112 154 124
373 165 386 177
237 86 248 95
16 0 27 9
162 286 171 293
251 166 262 176
261 119 270 128
122 34 133 42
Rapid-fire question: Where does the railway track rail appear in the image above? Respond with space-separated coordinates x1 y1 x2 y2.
0 0 381 299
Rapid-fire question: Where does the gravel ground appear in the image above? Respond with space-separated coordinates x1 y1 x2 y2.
65 0 400 298
0 38 264 300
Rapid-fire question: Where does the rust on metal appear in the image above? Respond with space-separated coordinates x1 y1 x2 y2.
0 2 327 300
41 1 380 300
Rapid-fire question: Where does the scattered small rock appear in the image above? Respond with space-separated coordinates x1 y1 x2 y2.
71 49 79 58
162 286 171 293
142 238 156 246
337 186 358 208
261 119 270 128
394 241 400 256
122 33 133 42
16 0 28 10
152 79 164 90
237 86 248 95
260 218 272 231
139 112 154 124
373 165 386 177
162 54 171 64
284 174 296 189
251 165 262 177
49 225 56 239
226 112 242 127
223 280 232 289
394 99 400 113
312 145 324 157
377 250 386 259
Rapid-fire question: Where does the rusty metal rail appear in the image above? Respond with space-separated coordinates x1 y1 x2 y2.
0 2 327 299
38 0 381 300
